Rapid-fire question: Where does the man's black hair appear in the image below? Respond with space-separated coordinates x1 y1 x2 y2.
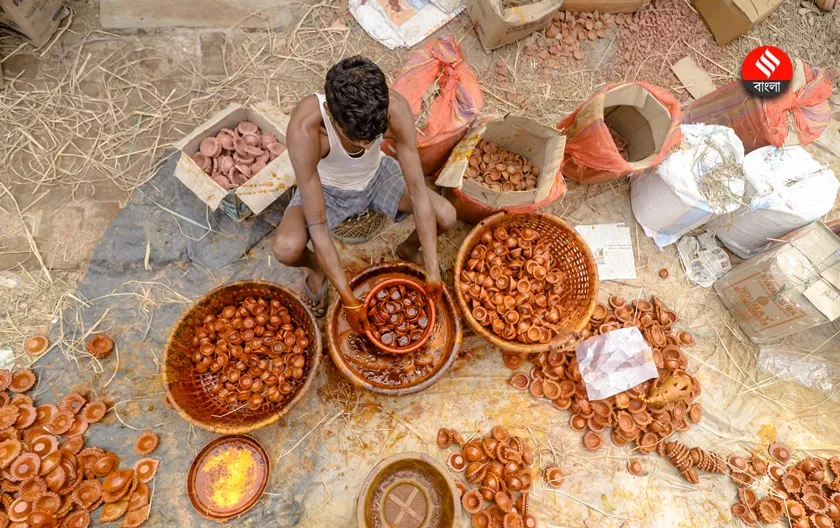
324 56 389 142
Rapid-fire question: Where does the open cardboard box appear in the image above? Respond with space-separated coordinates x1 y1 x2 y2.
174 102 295 221
466 0 563 52
0 0 69 46
435 115 565 208
694 0 784 45
603 84 671 169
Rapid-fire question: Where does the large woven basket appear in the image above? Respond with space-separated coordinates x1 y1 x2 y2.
454 211 599 353
163 281 322 434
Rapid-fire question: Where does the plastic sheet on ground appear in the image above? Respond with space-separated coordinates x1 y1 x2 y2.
349 0 464 49
37 149 840 527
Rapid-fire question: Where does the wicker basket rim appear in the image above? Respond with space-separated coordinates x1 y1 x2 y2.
162 280 323 434
454 211 599 354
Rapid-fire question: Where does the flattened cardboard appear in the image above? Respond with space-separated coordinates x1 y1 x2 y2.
559 0 643 12
694 0 783 45
174 102 294 220
671 57 717 100
466 0 563 52
0 0 68 46
435 114 565 208
602 84 670 167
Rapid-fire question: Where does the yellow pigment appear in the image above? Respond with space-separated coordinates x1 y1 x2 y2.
200 446 259 510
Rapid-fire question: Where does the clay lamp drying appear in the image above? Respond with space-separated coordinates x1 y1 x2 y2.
86 333 114 359
24 335 49 356
363 278 436 354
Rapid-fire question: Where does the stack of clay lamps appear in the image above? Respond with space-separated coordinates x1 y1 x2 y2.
466 140 540 193
85 333 114 360
459 225 568 345
662 441 726 484
190 296 310 411
505 295 701 461
0 368 159 527
366 281 431 350
728 442 840 527
191 121 287 191
436 426 538 528
524 11 625 64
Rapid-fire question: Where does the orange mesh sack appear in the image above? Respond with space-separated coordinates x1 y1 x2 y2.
683 62 832 153
383 34 484 177
557 82 683 185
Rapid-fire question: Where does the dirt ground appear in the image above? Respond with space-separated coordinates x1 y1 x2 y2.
1 0 839 526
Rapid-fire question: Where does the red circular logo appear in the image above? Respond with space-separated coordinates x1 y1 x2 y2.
741 46 792 97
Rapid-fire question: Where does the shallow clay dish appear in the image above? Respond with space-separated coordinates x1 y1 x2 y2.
187 435 269 522
326 262 461 396
356 452 459 528
163 281 322 434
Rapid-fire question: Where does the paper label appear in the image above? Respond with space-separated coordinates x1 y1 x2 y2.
803 279 840 321
575 223 637 281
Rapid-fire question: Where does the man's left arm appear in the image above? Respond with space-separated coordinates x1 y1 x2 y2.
389 93 442 290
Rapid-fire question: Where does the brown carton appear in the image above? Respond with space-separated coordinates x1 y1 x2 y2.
694 0 784 45
435 114 565 212
0 0 68 47
466 0 564 52
559 0 643 12
173 102 295 222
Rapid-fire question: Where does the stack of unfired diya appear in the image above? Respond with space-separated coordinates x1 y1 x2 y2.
505 295 701 457
366 281 431 351
466 140 540 193
459 225 566 345
191 121 286 191
189 296 310 411
436 425 538 528
0 368 159 527
726 442 840 527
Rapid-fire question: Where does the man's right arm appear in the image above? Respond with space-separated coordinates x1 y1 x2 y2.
286 100 360 310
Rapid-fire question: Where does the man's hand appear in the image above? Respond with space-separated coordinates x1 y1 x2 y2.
425 268 444 303
344 300 370 335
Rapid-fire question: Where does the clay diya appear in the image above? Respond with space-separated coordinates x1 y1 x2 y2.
9 369 36 393
85 333 114 359
24 335 49 356
363 277 436 354
135 431 159 456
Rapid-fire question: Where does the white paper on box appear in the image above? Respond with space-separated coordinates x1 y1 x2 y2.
575 327 659 401
575 223 637 281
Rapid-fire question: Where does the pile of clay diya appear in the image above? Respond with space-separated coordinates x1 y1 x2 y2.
189 296 311 411
436 426 538 528
364 278 435 354
466 140 540 192
459 225 567 345
0 368 160 527
505 295 701 459
727 442 840 527
191 120 287 190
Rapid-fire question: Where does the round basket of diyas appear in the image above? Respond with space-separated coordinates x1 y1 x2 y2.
327 262 461 395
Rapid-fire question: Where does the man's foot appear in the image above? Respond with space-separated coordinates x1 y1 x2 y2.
302 272 328 318
396 242 424 267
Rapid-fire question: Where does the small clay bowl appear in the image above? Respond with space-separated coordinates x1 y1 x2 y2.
356 452 459 528
363 278 436 355
188 435 269 521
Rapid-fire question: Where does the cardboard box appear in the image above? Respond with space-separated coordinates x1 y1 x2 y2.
559 0 644 12
694 0 784 45
467 0 564 52
0 0 68 47
714 222 840 344
601 83 671 168
174 102 295 222
435 115 565 209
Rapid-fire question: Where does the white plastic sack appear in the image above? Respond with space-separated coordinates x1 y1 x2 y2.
630 124 745 248
711 146 839 259
575 327 659 401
